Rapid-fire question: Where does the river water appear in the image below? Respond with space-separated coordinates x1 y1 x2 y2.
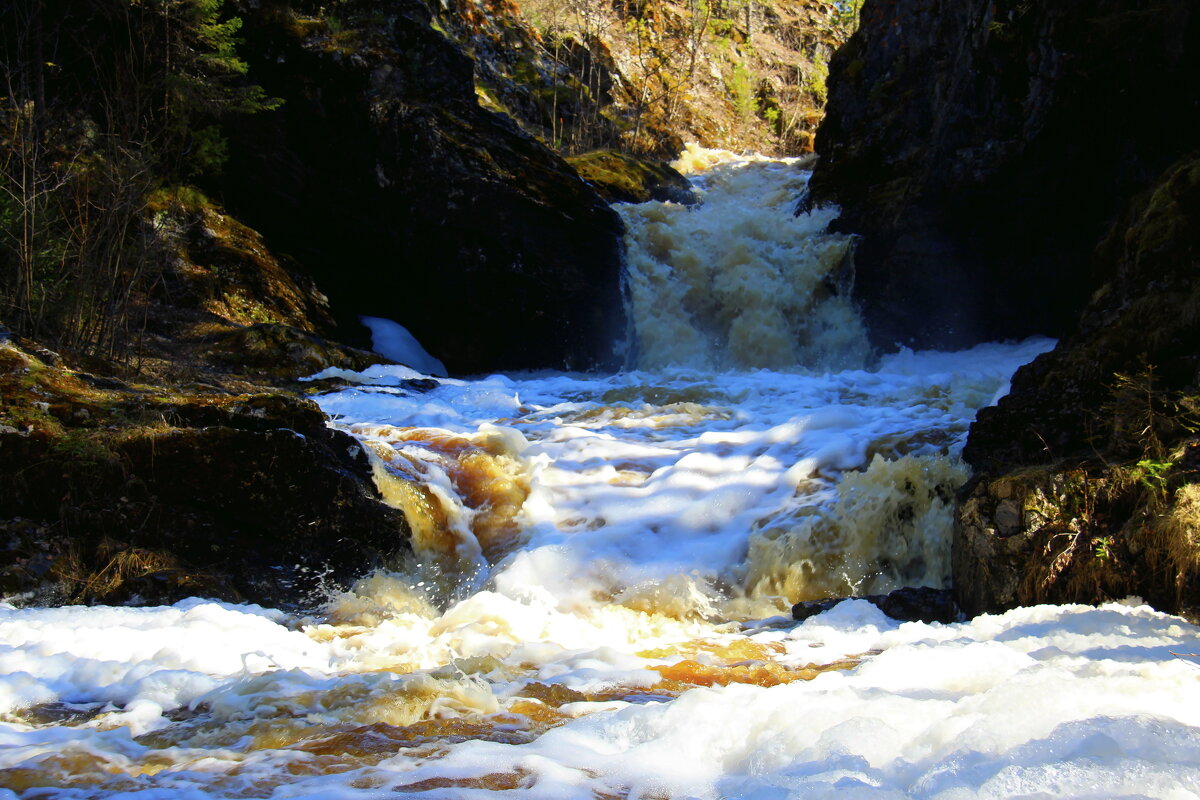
3 150 1200 798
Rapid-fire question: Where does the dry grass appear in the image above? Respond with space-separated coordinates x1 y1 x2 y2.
52 540 181 603
1149 482 1200 608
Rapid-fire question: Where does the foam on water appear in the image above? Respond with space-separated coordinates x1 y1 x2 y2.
7 597 1199 797
312 331 1052 620
3 150 1198 798
620 145 870 371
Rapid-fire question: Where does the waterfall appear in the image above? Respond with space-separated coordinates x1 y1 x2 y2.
620 145 871 371
3 150 1185 800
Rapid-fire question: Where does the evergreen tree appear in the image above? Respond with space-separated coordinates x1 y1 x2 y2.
0 0 278 354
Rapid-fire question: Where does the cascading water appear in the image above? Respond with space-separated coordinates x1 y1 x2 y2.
3 149 1200 799
622 145 869 371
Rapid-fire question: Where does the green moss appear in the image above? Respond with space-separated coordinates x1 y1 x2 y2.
50 429 120 467
511 56 543 87
1127 158 1200 261
567 150 687 204
727 62 756 120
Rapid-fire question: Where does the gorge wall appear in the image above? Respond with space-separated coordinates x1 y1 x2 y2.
809 0 1200 352
220 0 627 375
811 0 1200 615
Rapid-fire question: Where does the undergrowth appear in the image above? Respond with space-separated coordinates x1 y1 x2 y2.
1018 361 1200 612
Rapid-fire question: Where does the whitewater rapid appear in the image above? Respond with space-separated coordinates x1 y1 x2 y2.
2 149 1200 799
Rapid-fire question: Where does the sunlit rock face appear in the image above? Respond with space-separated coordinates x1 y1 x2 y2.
808 0 1200 352
221 0 625 374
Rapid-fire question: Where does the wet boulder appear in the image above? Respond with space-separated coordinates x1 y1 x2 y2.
792 586 959 624
0 341 409 608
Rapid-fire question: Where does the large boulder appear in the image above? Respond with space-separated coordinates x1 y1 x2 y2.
220 0 627 374
0 340 409 608
808 0 1200 351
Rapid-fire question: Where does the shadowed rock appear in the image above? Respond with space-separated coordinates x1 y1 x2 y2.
221 0 626 374
792 586 959 624
809 0 1199 352
0 341 409 608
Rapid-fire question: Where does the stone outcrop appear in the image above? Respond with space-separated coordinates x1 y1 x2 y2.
811 0 1199 615
138 190 386 385
220 0 626 375
0 339 410 608
954 456 1200 620
567 151 697 205
809 0 1200 351
792 586 958 624
955 155 1200 618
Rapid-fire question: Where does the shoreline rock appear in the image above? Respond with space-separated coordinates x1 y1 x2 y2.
792 586 959 624
0 340 410 609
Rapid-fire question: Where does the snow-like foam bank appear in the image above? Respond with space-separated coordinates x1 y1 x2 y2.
360 315 448 377
2 598 1199 797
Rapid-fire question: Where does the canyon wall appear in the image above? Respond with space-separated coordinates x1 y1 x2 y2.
811 0 1200 615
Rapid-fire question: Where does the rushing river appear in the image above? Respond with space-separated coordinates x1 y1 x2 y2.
4 150 1200 798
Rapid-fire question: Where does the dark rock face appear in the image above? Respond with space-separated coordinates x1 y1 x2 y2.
811 0 1200 615
953 156 1200 618
0 341 409 608
221 0 626 375
809 0 1200 351
964 156 1200 474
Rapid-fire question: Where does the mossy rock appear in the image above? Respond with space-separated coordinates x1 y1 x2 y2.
568 150 697 206
955 444 1200 620
203 323 385 380
0 340 410 609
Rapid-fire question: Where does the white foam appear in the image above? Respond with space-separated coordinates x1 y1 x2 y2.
360 315 449 377
619 149 870 371
4 336 1195 797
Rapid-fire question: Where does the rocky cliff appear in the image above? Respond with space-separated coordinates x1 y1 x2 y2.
809 0 1200 351
811 0 1200 615
955 154 1200 618
220 0 627 375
